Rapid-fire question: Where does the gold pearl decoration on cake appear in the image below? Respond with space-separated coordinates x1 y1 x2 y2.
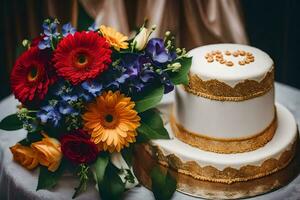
204 50 255 67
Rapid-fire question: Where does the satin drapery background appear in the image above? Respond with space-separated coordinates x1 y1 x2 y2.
1 0 299 100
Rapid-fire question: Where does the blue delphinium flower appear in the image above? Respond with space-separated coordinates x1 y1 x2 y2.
38 19 60 50
58 102 75 115
81 81 103 97
61 94 78 102
88 22 98 32
146 38 176 65
37 105 62 127
62 23 76 37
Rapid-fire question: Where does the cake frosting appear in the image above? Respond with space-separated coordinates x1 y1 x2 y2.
188 43 274 87
172 44 276 153
174 86 274 140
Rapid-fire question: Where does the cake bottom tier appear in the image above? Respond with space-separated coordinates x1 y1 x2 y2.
133 140 300 199
133 103 299 198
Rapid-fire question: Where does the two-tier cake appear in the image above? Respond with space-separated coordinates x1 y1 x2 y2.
134 44 299 199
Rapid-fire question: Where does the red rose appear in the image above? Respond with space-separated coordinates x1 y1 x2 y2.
61 130 99 164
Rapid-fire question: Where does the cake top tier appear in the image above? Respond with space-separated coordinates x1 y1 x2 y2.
188 44 274 87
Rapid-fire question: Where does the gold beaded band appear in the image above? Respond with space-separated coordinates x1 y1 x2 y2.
170 113 277 154
134 141 299 198
137 137 297 184
185 68 274 101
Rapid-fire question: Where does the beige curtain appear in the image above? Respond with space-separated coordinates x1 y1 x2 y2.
80 0 248 49
79 0 130 34
181 0 248 49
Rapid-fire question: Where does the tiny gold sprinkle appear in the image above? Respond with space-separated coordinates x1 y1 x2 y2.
233 52 239 57
226 61 234 66
239 61 245 65
240 50 246 56
225 51 231 56
207 58 214 63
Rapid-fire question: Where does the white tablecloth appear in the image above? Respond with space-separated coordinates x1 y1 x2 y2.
0 82 300 200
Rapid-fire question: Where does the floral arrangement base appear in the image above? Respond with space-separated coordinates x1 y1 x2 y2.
133 140 300 199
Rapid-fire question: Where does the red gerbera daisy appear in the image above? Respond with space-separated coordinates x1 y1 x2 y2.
10 47 56 105
53 31 112 85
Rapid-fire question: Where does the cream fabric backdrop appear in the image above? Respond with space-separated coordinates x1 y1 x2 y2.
79 0 248 49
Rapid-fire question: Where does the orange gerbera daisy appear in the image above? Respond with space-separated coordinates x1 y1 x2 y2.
83 91 140 152
100 25 128 51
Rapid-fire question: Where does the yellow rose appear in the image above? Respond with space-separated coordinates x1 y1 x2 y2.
10 143 39 170
31 136 62 172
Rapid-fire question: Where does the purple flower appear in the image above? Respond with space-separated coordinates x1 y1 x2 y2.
159 72 174 94
37 105 61 127
146 38 176 65
62 23 76 37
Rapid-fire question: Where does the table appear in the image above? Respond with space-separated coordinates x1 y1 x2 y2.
0 82 300 200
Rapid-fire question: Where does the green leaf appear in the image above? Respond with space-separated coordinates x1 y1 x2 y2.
96 161 125 200
121 146 134 167
169 57 192 85
19 131 44 146
0 114 23 131
134 86 164 113
137 109 169 141
94 154 109 186
151 167 177 200
36 162 65 190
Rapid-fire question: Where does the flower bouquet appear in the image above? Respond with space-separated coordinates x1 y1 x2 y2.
0 18 191 199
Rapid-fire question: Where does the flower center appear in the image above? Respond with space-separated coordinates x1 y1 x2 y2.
103 113 118 128
105 114 114 123
75 53 89 68
27 67 39 82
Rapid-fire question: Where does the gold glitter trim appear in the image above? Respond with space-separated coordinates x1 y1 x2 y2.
133 141 300 199
141 137 297 184
170 113 277 154
185 68 274 101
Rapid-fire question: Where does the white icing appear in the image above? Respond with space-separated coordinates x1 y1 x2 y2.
188 43 274 87
152 103 298 170
174 86 275 139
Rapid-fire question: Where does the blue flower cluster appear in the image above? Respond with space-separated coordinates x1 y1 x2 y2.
38 20 76 50
37 81 81 127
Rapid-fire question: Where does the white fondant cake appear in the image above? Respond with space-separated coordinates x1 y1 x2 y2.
174 43 275 141
175 86 274 139
134 44 299 197
152 103 297 171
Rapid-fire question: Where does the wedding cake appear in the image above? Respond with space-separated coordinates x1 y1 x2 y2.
134 44 299 198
